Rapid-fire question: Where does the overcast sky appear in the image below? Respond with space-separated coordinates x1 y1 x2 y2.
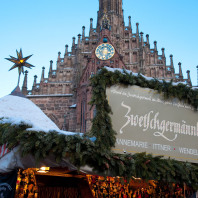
1 0 198 97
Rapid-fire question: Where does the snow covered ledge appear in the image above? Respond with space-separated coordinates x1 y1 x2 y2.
103 66 188 86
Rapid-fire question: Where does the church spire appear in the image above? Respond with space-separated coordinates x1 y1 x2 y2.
97 0 124 35
99 0 123 15
22 70 28 95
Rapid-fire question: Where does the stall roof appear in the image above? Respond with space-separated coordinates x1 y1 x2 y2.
0 93 86 173
0 94 77 135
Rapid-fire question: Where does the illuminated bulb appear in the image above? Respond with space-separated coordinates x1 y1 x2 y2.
37 167 50 173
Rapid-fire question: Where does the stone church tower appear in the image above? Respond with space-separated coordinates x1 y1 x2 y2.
22 0 192 132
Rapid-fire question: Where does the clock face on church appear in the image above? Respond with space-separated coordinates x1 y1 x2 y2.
95 43 115 60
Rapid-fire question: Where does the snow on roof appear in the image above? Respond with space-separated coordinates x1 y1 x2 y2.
192 87 198 90
104 66 138 77
104 66 188 86
0 95 76 135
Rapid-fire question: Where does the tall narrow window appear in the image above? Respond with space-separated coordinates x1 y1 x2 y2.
80 101 86 133
108 0 110 11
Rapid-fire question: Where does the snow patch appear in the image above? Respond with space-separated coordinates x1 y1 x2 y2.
0 95 76 134
70 104 77 108
104 66 189 87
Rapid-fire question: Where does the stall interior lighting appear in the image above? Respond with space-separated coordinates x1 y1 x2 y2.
36 167 50 173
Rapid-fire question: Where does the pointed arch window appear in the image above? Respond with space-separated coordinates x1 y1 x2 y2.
80 101 86 133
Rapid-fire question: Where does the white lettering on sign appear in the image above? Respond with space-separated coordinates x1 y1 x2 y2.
153 144 171 151
116 139 148 148
120 101 198 142
108 85 198 162
115 138 198 157
111 88 192 110
179 147 198 156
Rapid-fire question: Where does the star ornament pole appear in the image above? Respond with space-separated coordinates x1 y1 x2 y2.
5 49 35 87
17 68 22 87
17 59 25 86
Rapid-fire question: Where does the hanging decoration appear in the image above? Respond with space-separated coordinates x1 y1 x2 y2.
15 169 38 198
5 49 35 86
86 175 196 198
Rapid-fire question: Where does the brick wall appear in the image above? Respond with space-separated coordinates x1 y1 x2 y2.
28 96 77 132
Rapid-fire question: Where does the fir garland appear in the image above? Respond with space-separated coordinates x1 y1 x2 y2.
0 120 135 180
89 68 198 189
1 121 198 189
89 68 198 149
1 68 198 189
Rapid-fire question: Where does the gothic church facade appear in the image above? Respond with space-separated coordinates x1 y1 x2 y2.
22 0 192 132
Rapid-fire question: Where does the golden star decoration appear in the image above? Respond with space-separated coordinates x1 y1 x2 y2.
5 49 35 85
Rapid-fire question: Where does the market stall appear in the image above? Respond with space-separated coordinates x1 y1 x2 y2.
0 93 94 197
1 68 198 197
